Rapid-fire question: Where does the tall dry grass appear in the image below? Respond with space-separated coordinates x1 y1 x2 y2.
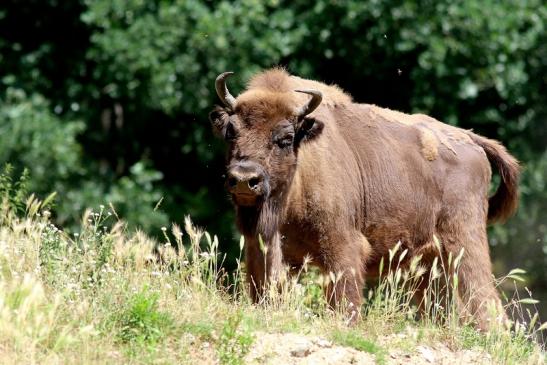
0 192 545 364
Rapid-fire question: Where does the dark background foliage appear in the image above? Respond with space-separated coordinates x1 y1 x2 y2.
1 0 545 313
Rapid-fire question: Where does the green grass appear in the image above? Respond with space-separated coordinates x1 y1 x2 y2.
331 329 387 364
217 312 254 365
181 320 215 340
0 189 545 364
116 288 173 345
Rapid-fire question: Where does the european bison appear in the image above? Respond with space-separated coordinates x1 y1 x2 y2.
209 68 519 329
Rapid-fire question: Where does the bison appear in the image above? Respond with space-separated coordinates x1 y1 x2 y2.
209 68 520 330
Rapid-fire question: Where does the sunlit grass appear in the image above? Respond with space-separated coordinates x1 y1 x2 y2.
0 194 545 364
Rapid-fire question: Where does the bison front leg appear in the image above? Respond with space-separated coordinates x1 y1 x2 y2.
325 267 364 323
245 232 283 303
323 231 370 323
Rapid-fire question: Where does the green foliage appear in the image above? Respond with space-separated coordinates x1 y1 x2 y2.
331 330 386 365
181 320 215 341
38 220 66 286
117 288 172 345
0 89 83 195
60 162 169 234
458 324 539 363
299 267 328 316
0 164 30 217
217 311 254 365
39 204 118 289
0 87 168 233
293 0 546 149
82 0 305 116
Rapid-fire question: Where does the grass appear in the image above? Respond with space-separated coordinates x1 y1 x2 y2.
217 312 254 365
331 329 387 364
115 288 173 345
0 190 546 364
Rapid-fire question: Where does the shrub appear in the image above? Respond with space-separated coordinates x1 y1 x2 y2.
117 288 172 345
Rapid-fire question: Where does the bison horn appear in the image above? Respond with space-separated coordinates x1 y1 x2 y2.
215 72 236 110
294 89 323 118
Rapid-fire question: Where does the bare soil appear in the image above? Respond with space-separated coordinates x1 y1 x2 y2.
244 332 493 365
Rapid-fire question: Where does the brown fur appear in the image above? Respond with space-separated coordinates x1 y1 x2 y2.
210 68 520 330
466 133 521 223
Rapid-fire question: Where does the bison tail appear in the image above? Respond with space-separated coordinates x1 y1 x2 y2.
469 133 521 224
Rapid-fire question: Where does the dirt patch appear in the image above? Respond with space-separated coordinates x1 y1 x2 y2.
246 332 375 364
385 344 492 365
245 332 493 365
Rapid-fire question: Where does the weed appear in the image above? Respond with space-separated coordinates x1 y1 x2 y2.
117 288 172 345
0 163 30 217
0 163 55 222
217 312 254 365
332 329 387 365
181 320 215 340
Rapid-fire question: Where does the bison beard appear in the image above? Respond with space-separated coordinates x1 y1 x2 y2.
235 198 284 301
236 199 281 241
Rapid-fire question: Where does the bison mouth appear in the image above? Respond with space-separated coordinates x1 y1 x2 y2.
232 192 262 207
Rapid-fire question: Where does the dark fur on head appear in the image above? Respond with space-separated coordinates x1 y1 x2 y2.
209 73 323 242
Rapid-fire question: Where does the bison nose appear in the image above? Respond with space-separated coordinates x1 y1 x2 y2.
226 170 264 195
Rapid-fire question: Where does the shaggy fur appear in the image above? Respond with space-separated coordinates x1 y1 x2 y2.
210 68 520 329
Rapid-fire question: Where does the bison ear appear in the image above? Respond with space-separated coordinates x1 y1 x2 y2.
295 117 324 145
209 106 229 137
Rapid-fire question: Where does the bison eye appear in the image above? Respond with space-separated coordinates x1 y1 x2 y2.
225 122 236 141
274 134 294 148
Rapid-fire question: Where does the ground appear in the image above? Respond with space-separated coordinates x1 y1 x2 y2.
244 332 492 365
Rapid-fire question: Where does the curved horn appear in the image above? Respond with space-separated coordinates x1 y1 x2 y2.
294 89 323 118
215 72 236 110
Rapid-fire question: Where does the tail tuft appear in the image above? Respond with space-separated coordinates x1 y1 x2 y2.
468 133 521 224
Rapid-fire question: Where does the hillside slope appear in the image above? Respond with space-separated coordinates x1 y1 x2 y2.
0 199 544 364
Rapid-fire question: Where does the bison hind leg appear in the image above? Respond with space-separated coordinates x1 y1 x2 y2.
437 211 507 331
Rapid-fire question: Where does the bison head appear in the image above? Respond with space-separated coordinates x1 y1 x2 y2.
209 72 324 236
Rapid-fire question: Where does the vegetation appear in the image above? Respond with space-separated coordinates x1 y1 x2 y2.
331 330 387 364
0 0 546 361
0 177 545 363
